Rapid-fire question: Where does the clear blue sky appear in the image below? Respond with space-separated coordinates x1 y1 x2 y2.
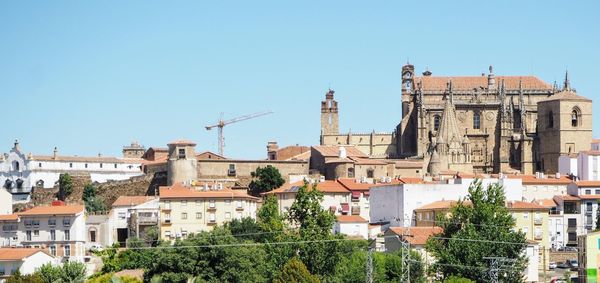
1 1 598 159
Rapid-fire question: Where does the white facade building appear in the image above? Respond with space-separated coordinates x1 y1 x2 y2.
0 140 143 203
108 196 159 246
0 248 57 282
333 215 369 239
0 189 11 215
369 177 523 227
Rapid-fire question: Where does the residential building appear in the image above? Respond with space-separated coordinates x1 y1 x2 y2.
0 140 143 202
0 203 86 262
0 189 11 215
568 181 600 234
578 230 600 282
159 183 259 241
552 195 584 247
85 213 109 249
108 196 159 247
0 248 56 282
559 147 600 181
509 174 572 202
333 215 368 239
264 180 351 216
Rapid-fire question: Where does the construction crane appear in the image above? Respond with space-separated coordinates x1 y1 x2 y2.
205 111 273 156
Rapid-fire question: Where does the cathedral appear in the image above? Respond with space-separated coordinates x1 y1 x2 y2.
320 64 593 175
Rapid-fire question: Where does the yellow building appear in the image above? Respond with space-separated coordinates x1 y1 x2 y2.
159 183 259 241
578 230 600 282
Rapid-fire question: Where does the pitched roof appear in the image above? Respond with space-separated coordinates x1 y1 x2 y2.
539 90 591 102
415 200 459 211
17 205 84 216
266 180 350 195
553 195 580 202
417 76 551 92
31 155 142 164
576 181 600 188
159 183 258 200
0 248 51 261
506 201 549 211
578 195 600 200
388 227 443 245
348 157 388 165
196 151 227 160
167 139 197 146
336 215 368 223
534 199 558 208
311 146 367 158
112 196 157 207
0 214 19 221
507 174 572 185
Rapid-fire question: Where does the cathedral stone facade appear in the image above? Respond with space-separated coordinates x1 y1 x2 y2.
321 64 593 175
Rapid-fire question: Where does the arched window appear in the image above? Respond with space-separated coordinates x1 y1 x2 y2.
13 161 19 171
473 112 481 130
571 108 580 127
548 111 554 128
367 168 374 178
433 115 441 131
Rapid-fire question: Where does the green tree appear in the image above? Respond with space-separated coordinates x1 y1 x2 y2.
224 217 264 242
333 250 425 283
82 183 107 213
248 165 285 196
6 271 43 283
60 261 86 283
273 258 320 283
444 276 477 283
257 195 284 238
36 263 62 283
142 226 160 247
58 173 73 201
426 180 527 283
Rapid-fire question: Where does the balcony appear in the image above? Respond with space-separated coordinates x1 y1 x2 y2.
227 169 236 177
534 218 543 225
208 220 217 225
207 206 217 211
138 216 158 225
235 206 244 211
586 209 593 216
162 218 172 225
351 206 361 215
534 233 543 240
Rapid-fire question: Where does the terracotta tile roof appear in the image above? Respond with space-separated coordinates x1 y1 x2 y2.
196 151 227 160
324 157 355 164
580 151 600 156
112 196 157 207
507 174 572 185
553 195 580 202
415 200 460 211
337 179 373 191
540 90 591 102
578 195 600 200
398 177 427 184
417 76 552 92
266 180 350 195
534 199 558 208
336 215 368 223
311 145 367 158
592 139 600 144
159 183 259 200
167 139 197 146
388 227 443 245
0 214 19 221
287 150 311 161
506 201 549 211
0 248 51 261
17 205 84 216
393 160 423 168
31 155 142 164
576 181 600 187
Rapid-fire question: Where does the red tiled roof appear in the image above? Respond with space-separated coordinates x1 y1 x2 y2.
553 195 580 202
159 183 258 200
580 151 600 156
507 174 572 185
336 215 368 223
17 205 84 216
540 90 591 102
112 196 157 207
578 195 600 200
576 181 600 188
415 200 460 211
534 199 558 208
266 180 351 195
506 201 549 211
417 76 551 91
592 139 600 144
388 227 443 245
0 214 19 221
0 248 51 261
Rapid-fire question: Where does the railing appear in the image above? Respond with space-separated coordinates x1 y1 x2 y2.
351 206 361 215
236 206 244 211
534 218 543 225
138 217 158 225
534 233 543 240
564 210 580 214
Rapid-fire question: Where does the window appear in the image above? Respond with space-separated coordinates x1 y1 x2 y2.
433 115 441 131
85 163 88 168
548 111 554 128
50 245 56 256
225 212 231 219
182 200 187 206
196 200 201 206
69 163 73 168
178 148 186 159
596 190 600 195
64 230 70 241
225 200 231 205
114 164 118 169
587 202 593 212
367 169 374 178
26 231 32 241
99 163 103 168
90 230 96 242
196 212 202 219
523 212 529 219
33 230 39 237
50 230 56 241
118 212 126 220
228 164 236 176
38 162 42 168
14 161 19 171
209 213 216 222
209 200 216 208
586 190 592 195
164 201 171 209
164 213 171 220
347 168 355 178
64 245 71 257
473 112 481 129
572 108 580 127
236 201 242 208
181 213 187 220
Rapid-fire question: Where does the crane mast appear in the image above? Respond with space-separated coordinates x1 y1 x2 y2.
205 111 273 156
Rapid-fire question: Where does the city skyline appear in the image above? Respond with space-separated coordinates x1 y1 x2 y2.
1 1 598 159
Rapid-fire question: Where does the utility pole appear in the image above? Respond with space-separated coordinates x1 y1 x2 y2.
484 257 500 283
366 247 373 283
400 213 412 283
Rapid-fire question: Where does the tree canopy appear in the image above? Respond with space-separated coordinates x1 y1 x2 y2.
82 183 107 213
57 173 73 201
248 165 285 196
426 180 527 283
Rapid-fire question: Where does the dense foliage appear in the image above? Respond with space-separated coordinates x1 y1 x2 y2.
426 180 527 283
89 181 426 283
57 173 73 201
82 183 107 213
248 165 285 196
34 262 86 283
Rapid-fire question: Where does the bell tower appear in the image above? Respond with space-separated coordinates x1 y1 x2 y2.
320 89 339 135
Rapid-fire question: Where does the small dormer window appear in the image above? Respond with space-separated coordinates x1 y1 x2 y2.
178 148 186 159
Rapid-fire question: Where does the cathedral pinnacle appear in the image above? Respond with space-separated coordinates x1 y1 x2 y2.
563 70 571 91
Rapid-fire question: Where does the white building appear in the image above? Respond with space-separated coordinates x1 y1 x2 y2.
509 174 571 202
0 189 11 215
333 215 369 239
559 140 600 181
0 203 87 262
552 195 585 247
0 140 143 202
369 177 523 227
108 196 159 246
0 248 57 282
567 181 600 234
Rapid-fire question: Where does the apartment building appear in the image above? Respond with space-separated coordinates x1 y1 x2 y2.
510 174 572 202
0 203 86 262
552 195 584 247
158 183 259 241
264 179 351 216
109 196 159 247
567 181 600 234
